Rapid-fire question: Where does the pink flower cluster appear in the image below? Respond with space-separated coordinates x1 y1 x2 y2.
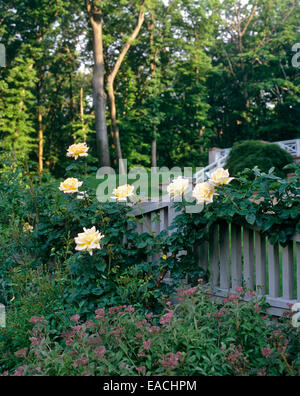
29 316 47 325
224 344 248 375
111 327 125 340
95 308 105 319
61 323 87 346
161 352 184 370
136 366 146 375
14 348 28 358
176 287 197 301
70 314 80 322
143 339 151 350
94 345 106 358
73 357 89 368
160 311 173 325
261 347 273 358
147 326 160 334
235 286 244 294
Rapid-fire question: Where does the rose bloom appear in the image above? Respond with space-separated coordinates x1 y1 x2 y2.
67 142 89 160
192 182 215 204
111 184 135 202
23 222 33 233
167 176 189 198
209 168 234 186
59 177 83 194
75 226 104 256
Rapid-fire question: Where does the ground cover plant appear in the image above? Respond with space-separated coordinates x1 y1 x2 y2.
1 284 299 376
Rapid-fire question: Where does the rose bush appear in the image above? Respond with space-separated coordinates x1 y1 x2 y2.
159 164 300 286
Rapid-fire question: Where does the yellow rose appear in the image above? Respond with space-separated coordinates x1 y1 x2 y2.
67 143 89 160
74 226 104 256
23 222 33 233
167 176 189 198
209 168 234 186
192 182 215 204
111 184 135 202
59 178 83 194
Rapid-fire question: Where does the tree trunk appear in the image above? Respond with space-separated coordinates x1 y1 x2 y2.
87 1 111 167
151 139 157 170
36 34 43 175
106 82 125 173
106 2 145 174
69 72 74 128
38 108 43 174
149 17 157 170
80 86 86 142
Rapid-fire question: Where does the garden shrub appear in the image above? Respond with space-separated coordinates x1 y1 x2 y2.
0 157 169 323
1 284 299 376
226 140 294 178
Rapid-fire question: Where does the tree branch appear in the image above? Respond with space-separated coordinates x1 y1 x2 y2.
241 2 257 37
107 2 146 86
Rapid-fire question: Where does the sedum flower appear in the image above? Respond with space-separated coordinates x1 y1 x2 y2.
111 184 135 202
59 178 83 194
74 226 104 256
67 142 89 160
167 176 189 198
209 168 234 186
192 182 215 204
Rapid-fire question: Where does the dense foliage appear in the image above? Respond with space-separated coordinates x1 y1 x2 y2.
0 0 299 378
0 0 299 174
226 140 294 179
0 153 299 374
1 285 300 376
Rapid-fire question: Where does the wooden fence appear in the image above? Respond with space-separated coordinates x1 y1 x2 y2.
132 201 300 316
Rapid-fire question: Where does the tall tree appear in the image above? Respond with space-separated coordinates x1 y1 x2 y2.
106 1 146 174
207 0 299 146
0 57 36 159
86 0 111 168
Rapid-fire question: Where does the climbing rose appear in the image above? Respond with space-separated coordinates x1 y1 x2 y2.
67 142 89 160
167 176 189 198
74 227 104 256
209 168 234 186
23 222 33 233
192 182 215 204
59 178 83 194
111 184 135 202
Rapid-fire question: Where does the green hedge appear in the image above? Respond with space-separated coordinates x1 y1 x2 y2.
226 140 294 178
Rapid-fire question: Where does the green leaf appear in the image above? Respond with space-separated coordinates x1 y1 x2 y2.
246 213 256 225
